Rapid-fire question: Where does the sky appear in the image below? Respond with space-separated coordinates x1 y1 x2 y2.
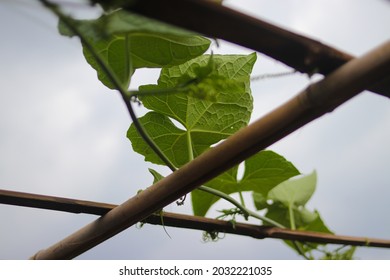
0 0 389 260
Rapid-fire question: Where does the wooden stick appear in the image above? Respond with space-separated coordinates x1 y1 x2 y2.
29 41 390 259
2 189 389 248
0 189 115 215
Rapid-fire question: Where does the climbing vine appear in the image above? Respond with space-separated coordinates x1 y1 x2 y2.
42 0 356 259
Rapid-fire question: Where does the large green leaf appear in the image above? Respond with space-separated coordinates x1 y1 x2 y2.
59 10 210 89
127 53 303 217
192 151 300 216
127 53 256 167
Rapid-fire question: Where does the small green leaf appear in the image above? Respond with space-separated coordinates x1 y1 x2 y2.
264 203 290 227
265 204 333 255
129 112 189 166
265 205 332 233
297 207 318 225
302 211 333 234
253 192 268 210
268 171 317 207
322 246 356 260
148 168 164 184
192 151 300 216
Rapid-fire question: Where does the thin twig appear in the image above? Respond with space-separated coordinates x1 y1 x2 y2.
251 70 297 81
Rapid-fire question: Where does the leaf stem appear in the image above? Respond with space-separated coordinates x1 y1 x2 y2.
186 131 195 163
128 85 188 99
288 204 296 230
288 203 310 259
198 186 285 228
238 191 246 208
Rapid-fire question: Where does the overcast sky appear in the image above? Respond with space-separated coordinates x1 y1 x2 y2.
0 0 389 260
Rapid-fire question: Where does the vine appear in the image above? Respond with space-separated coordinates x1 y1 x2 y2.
41 0 356 259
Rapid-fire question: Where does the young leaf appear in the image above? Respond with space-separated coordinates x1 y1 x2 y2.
264 173 333 256
149 168 164 184
302 210 333 234
265 205 333 255
253 192 268 210
127 53 256 167
322 246 356 260
192 150 300 216
264 172 322 229
268 171 317 208
59 10 210 89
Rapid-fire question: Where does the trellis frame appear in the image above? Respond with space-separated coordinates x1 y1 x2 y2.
1 0 389 259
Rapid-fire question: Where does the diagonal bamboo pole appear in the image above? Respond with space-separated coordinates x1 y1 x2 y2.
30 41 390 259
116 0 390 98
2 189 390 248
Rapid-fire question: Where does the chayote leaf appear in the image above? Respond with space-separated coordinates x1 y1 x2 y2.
264 172 333 255
268 171 317 208
192 151 300 216
127 53 256 167
127 53 303 217
264 171 320 229
253 192 268 210
265 205 333 255
149 168 164 184
59 10 210 89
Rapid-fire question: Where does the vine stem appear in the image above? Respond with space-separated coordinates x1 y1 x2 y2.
250 70 297 81
40 0 176 171
238 191 246 208
288 203 311 260
42 0 307 258
198 185 284 228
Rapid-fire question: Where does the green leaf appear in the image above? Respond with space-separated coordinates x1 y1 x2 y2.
264 172 322 231
265 182 333 256
263 203 323 229
59 10 210 89
268 171 317 207
192 150 300 216
148 168 164 184
253 192 268 210
322 246 356 260
264 204 320 229
265 205 333 255
127 53 256 167
264 171 322 235
302 210 333 234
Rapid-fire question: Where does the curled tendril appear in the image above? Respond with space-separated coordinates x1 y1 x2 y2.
202 230 225 242
176 194 186 206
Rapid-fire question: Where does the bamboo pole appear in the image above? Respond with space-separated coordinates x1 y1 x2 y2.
118 0 390 98
2 189 390 248
0 189 115 216
29 41 390 259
